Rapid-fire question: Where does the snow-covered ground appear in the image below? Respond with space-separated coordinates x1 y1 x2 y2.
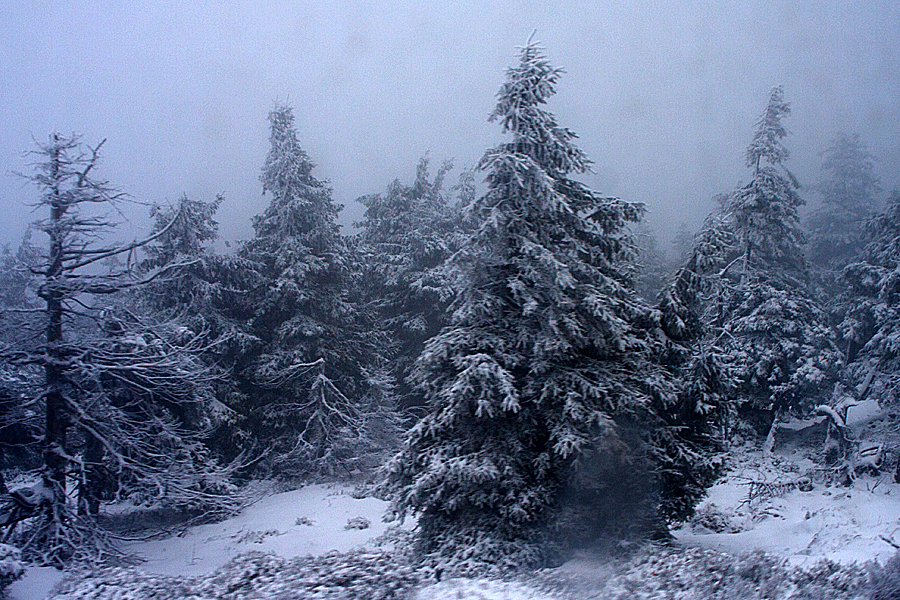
9 431 900 598
8 483 409 600
671 398 900 568
120 483 406 578
674 455 900 567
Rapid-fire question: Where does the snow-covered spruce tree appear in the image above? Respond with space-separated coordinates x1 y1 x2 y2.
834 191 900 404
382 43 722 570
0 234 43 489
239 104 397 477
633 223 672 303
0 134 239 565
701 88 842 432
730 86 806 277
355 157 470 414
137 194 259 461
807 132 880 273
657 219 735 467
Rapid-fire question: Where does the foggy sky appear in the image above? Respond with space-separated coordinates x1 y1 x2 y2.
2 0 899 252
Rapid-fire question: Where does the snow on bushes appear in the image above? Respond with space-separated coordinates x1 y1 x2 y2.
49 549 419 600
528 546 876 600
44 541 900 600
0 543 24 593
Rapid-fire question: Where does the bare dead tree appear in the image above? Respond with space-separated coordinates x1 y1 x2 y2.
0 133 240 565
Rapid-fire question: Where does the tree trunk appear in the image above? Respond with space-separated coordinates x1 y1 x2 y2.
43 139 68 505
79 433 104 517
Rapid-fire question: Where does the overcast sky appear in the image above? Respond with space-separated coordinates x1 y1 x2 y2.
2 0 899 252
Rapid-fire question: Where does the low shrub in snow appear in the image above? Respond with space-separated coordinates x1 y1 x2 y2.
344 516 371 530
50 549 420 600
868 550 900 600
0 543 25 593
203 550 418 599
531 546 871 600
689 502 740 533
47 567 195 600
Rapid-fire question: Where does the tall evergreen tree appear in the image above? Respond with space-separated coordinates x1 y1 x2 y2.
728 86 806 277
834 190 900 402
355 157 469 413
807 132 880 271
696 88 842 430
240 105 395 476
383 43 720 569
137 194 258 460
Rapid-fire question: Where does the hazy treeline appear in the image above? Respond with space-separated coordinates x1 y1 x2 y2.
0 42 896 574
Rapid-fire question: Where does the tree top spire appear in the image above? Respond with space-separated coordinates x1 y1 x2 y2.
746 85 791 171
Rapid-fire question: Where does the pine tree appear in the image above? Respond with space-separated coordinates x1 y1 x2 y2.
382 42 720 569
0 134 238 565
240 104 395 476
808 133 880 271
137 194 258 460
729 86 806 277
140 194 256 349
834 191 900 403
696 88 842 430
355 157 469 413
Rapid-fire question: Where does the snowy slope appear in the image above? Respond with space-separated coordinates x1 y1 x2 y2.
9 447 900 599
674 463 900 567
674 401 900 568
9 482 407 600
121 483 405 577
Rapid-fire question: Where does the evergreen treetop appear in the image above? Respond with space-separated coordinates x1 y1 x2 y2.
384 43 720 566
727 86 805 277
808 132 881 269
254 104 340 249
746 85 791 171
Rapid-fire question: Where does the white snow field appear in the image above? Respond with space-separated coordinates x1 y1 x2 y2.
674 458 900 568
8 483 408 600
120 483 404 578
9 431 900 599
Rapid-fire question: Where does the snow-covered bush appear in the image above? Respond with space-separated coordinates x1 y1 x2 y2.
0 543 24 593
48 567 194 600
345 516 370 530
690 503 739 533
51 549 420 600
583 546 869 600
868 551 900 600
411 527 550 581
212 550 419 599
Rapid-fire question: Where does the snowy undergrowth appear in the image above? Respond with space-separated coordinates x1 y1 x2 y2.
14 435 900 600
39 545 899 600
49 550 420 600
675 404 900 568
0 543 25 593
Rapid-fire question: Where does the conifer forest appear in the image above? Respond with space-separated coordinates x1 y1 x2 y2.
1 4 900 599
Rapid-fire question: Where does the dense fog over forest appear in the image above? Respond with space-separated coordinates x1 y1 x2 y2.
1 1 899 248
4 3 900 599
